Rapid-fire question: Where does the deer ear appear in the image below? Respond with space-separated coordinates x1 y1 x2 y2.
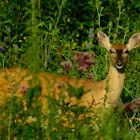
127 32 140 50
97 31 111 50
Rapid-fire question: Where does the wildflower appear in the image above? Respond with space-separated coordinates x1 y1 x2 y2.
76 34 79 38
19 39 22 42
7 28 11 33
67 31 70 34
54 38 57 41
88 29 94 38
70 123 75 128
88 42 92 47
60 61 72 72
62 121 69 127
67 19 70 22
13 45 18 49
23 37 26 40
74 52 95 72
45 119 49 124
73 42 77 46
130 127 135 131
17 119 22 123
15 85 29 95
13 137 17 140
78 114 84 121
47 57 52 63
62 116 67 121
82 44 84 47
4 37 7 42
71 39 74 42
52 127 57 131
106 12 109 15
85 114 90 118
67 44 70 47
21 34 23 36
22 100 27 107
100 137 104 140
81 25 84 29
6 0 9 3
0 45 4 51
72 47 75 49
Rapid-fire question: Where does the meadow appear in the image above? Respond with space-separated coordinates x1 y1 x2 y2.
0 0 140 139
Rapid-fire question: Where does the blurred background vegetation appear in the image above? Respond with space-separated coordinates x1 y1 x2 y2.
0 0 140 139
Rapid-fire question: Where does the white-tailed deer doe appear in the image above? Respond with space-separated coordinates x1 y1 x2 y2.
0 31 140 111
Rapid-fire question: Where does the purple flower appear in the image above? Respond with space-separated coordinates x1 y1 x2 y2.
87 73 94 80
74 52 95 72
4 37 7 42
60 61 72 72
13 45 18 49
0 45 4 52
88 29 94 38
7 28 11 33
15 85 29 95
88 42 92 46
47 57 52 63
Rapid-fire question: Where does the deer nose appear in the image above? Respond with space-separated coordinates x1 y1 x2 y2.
117 59 123 66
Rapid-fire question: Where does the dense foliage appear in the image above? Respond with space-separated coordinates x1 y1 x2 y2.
0 0 140 139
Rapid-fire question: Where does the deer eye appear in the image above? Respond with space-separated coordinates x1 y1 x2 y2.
124 50 129 54
110 50 114 53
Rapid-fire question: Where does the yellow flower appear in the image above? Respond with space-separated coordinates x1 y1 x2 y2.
13 44 15 46
52 127 57 131
62 116 67 121
76 34 79 38
71 39 74 42
73 43 77 46
67 44 70 47
18 119 22 123
82 44 84 47
56 120 59 123
24 106 27 111
70 123 75 128
13 137 17 140
67 19 70 22
23 37 26 40
62 121 68 127
85 114 90 118
72 47 75 49
6 0 9 3
81 25 84 29
100 137 104 140
19 39 22 42
54 38 57 41
67 31 70 34
22 100 27 107
21 34 23 36
45 119 49 124
17 88 22 94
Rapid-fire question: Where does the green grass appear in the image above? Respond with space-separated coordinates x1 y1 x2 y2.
0 0 140 139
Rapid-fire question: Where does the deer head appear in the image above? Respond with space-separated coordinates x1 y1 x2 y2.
97 31 140 73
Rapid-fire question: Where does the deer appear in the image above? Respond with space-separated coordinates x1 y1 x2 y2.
0 31 140 112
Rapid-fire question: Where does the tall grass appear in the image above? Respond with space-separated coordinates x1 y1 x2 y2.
0 0 140 139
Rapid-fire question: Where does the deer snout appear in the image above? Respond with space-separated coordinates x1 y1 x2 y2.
116 59 123 69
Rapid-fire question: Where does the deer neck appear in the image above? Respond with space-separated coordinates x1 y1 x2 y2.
104 65 125 106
